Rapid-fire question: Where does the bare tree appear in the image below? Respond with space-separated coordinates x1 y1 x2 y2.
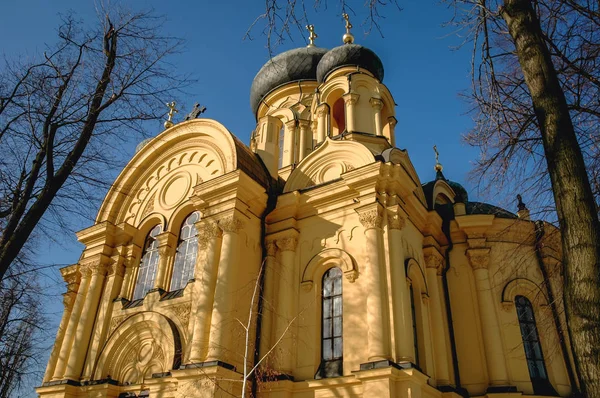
0 6 188 281
450 0 600 394
0 272 46 397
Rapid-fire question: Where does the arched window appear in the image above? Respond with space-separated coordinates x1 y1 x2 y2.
332 97 346 135
133 225 161 300
515 295 555 395
317 267 343 378
170 212 200 291
409 282 420 366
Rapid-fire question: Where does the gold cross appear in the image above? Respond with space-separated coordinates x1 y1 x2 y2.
342 13 352 31
306 24 317 47
164 101 179 129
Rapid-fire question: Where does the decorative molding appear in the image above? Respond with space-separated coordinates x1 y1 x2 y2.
109 314 131 336
63 292 76 309
141 192 156 219
466 248 491 270
301 248 359 291
423 246 444 274
170 303 191 328
316 104 329 117
218 215 245 234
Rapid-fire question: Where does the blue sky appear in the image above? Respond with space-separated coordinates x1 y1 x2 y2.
1 0 484 388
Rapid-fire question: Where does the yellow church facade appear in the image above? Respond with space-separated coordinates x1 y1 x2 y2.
37 22 578 398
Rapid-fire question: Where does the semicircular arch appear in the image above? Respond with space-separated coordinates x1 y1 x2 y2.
94 311 182 384
301 248 359 291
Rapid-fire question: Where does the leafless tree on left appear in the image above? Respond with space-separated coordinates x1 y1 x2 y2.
0 6 190 282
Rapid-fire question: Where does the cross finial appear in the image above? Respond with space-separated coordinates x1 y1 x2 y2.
306 24 317 47
164 101 178 129
342 13 354 44
433 145 443 172
185 102 207 121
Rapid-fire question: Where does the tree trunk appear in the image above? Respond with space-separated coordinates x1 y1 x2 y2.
501 0 600 395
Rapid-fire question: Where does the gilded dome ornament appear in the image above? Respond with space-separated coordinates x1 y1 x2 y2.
164 101 178 129
433 145 443 172
306 24 317 47
342 13 354 44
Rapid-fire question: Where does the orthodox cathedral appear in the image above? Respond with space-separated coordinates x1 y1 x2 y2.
37 16 578 398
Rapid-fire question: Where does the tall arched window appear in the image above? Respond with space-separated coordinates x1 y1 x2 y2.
515 295 555 395
170 212 200 291
133 225 161 300
317 267 343 379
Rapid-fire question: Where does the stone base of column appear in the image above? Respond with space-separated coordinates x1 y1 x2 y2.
180 360 235 371
486 385 518 393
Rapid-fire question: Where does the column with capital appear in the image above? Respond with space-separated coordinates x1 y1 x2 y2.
423 247 450 385
370 97 384 136
387 207 414 363
52 265 92 380
154 231 177 291
188 222 222 363
283 120 297 167
357 203 391 361
258 240 277 368
467 246 510 387
316 104 329 143
43 270 79 382
206 214 244 362
275 235 298 375
64 259 109 380
298 120 311 161
81 257 126 380
343 93 360 133
116 244 141 301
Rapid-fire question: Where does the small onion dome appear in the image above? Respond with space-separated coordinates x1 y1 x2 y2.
250 46 328 115
316 43 384 83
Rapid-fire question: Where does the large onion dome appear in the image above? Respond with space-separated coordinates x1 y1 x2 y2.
316 43 384 83
250 46 328 115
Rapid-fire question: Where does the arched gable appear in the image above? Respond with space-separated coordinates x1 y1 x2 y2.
97 119 239 226
94 312 182 383
301 248 359 291
284 138 375 193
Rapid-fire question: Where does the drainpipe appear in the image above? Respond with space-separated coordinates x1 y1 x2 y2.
440 205 468 397
250 177 278 398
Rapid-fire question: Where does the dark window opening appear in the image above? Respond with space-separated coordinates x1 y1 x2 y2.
316 267 343 379
332 97 346 135
515 295 557 396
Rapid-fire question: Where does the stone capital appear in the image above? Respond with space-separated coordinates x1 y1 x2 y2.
217 215 245 234
285 120 297 130
423 246 444 273
343 92 360 105
356 203 384 230
79 256 109 277
387 207 406 230
369 97 383 111
466 247 491 270
387 116 398 127
108 261 126 277
156 231 178 248
265 239 277 257
298 119 311 129
316 104 329 117
62 291 77 309
196 222 222 250
276 237 298 252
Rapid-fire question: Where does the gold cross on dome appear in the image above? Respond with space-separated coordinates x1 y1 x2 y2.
306 24 317 47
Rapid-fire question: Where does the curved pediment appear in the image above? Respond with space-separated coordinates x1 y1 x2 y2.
284 138 375 193
96 119 268 226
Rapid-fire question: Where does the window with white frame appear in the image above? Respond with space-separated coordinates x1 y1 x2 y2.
170 212 200 291
132 225 162 300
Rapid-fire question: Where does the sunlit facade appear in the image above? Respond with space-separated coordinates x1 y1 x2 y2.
38 26 578 398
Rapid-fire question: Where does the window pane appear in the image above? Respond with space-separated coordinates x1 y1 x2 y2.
133 225 161 300
333 337 343 358
333 296 342 317
333 317 342 337
515 295 549 383
323 298 332 318
323 339 332 360
170 212 200 291
333 273 342 295
323 319 332 338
